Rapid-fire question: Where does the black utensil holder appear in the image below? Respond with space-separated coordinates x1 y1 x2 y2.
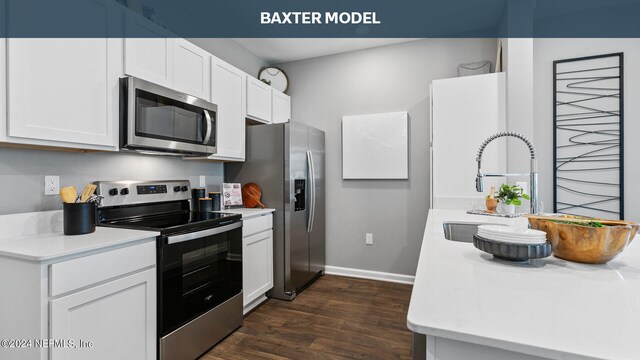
209 192 221 211
63 202 96 235
196 198 213 212
192 188 206 200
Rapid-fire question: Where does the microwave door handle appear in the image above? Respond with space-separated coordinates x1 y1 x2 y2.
203 110 213 144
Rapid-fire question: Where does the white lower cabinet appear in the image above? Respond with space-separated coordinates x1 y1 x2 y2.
48 242 156 360
243 230 274 305
0 240 156 360
242 214 274 313
50 269 156 360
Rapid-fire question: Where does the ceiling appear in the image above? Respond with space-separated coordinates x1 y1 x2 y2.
231 38 421 64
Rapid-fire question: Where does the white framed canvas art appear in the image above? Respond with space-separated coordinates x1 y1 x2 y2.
342 111 409 179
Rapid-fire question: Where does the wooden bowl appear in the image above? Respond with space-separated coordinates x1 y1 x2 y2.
528 217 639 264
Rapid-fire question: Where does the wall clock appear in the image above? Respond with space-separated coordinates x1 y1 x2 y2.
258 66 289 93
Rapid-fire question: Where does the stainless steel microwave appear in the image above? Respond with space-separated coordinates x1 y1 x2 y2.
120 76 217 156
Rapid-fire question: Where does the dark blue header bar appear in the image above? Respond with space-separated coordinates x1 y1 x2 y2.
2 0 640 38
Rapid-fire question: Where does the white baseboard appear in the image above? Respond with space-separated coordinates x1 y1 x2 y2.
243 294 268 315
324 265 414 285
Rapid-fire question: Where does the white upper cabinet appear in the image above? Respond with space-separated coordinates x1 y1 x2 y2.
7 37 122 149
246 76 272 123
173 39 210 101
124 17 211 101
209 57 246 161
0 38 6 142
271 89 291 124
123 12 174 88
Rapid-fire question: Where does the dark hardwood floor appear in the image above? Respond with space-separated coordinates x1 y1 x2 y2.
202 275 413 360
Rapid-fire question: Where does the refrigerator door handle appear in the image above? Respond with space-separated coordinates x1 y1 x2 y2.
307 150 316 233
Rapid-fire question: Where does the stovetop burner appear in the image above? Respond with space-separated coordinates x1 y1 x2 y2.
94 180 243 236
103 210 241 235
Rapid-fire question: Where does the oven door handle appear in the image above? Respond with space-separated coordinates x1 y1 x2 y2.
166 221 242 245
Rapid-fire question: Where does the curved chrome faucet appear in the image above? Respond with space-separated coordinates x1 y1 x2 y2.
475 131 539 214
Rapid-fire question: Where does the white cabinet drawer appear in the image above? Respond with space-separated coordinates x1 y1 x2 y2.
242 214 273 237
50 241 156 297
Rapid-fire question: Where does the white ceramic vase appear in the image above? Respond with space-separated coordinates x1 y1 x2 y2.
499 203 516 215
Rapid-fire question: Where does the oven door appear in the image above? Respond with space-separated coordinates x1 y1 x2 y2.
121 76 217 156
159 221 242 336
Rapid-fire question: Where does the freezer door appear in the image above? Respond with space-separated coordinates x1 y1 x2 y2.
308 127 325 276
286 122 311 293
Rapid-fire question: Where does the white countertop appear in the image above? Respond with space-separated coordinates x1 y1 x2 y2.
214 207 275 219
0 210 158 262
0 227 159 262
0 208 274 262
407 209 640 360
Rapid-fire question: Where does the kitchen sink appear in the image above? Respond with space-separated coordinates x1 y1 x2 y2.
442 222 506 243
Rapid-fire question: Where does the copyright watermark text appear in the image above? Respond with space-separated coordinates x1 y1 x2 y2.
1 339 94 349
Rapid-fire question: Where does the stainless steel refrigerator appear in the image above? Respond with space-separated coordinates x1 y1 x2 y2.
225 122 325 301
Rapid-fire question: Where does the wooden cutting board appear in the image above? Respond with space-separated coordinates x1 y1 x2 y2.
242 183 265 209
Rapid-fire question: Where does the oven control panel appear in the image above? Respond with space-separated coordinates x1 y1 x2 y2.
95 180 191 207
137 184 167 195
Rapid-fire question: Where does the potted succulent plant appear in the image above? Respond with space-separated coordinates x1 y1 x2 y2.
494 184 530 215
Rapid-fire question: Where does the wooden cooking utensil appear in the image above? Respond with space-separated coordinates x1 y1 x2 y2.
59 186 78 203
80 184 97 203
242 183 265 209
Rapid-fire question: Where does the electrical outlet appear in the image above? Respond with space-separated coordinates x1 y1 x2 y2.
365 233 373 245
44 176 59 196
199 175 206 187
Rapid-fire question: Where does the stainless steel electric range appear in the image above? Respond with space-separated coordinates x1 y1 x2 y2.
95 180 243 360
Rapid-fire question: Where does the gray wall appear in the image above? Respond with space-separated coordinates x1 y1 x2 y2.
0 38 266 215
277 39 497 276
533 39 640 222
187 38 268 77
0 149 223 214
